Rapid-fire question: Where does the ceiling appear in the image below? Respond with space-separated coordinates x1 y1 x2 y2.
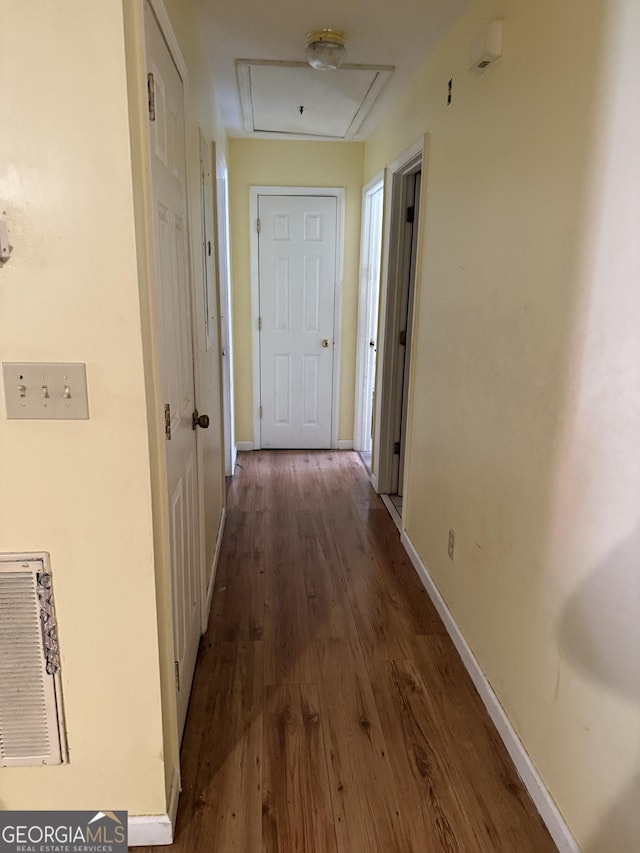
194 0 469 142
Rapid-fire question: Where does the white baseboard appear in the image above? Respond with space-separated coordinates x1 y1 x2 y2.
336 440 354 450
236 441 254 452
128 767 180 846
204 507 226 629
400 530 579 853
231 442 238 473
370 471 379 493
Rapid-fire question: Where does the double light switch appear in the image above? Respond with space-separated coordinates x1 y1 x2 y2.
2 363 89 419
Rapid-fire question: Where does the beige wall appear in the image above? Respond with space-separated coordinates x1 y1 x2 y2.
365 0 640 849
0 1 165 813
228 139 364 443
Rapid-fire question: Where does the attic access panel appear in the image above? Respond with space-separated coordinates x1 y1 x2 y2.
237 60 393 140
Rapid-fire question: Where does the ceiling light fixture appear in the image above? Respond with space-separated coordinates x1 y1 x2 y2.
305 29 347 71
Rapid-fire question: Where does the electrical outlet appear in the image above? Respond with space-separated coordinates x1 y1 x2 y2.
448 528 456 560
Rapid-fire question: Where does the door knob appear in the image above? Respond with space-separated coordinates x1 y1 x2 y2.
322 339 330 348
192 410 210 430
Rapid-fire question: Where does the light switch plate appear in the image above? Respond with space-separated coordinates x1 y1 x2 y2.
2 362 89 419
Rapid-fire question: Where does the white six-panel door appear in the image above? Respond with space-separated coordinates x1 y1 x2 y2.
258 195 337 449
145 1 201 739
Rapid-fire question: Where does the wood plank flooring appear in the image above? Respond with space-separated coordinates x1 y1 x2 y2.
134 451 555 852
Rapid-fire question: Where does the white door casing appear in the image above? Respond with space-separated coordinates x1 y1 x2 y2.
393 170 421 496
253 191 343 449
373 138 424 500
215 156 236 475
354 173 384 453
145 1 202 739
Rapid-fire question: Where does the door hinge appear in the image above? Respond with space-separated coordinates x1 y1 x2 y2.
259 405 263 419
258 316 262 331
174 661 180 691
406 205 414 223
399 329 407 346
257 218 261 233
164 403 172 440
394 441 401 455
147 73 156 122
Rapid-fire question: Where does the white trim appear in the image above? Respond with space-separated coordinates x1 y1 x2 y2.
128 767 180 846
128 815 172 847
400 530 580 853
147 0 187 80
236 441 255 452
215 154 236 477
249 195 261 449
231 441 238 471
380 493 402 532
387 137 425 177
354 171 385 452
336 440 354 450
202 507 226 632
249 186 345 450
373 138 424 495
370 471 379 492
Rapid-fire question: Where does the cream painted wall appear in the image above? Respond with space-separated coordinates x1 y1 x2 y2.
0 1 165 814
228 139 364 444
365 0 640 849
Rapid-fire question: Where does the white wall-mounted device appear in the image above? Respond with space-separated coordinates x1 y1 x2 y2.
469 21 504 73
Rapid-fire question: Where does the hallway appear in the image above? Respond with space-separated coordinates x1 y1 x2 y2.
140 451 555 852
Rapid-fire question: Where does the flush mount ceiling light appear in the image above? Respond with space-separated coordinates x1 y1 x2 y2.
305 29 347 71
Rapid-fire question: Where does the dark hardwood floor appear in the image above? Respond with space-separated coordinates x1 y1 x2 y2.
135 450 556 852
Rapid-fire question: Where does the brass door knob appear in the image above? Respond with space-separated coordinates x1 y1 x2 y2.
322 339 330 348
192 410 210 429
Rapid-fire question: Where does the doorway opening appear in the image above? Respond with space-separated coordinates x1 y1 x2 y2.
354 173 384 474
372 140 424 528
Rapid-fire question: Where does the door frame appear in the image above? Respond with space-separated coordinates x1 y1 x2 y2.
249 186 345 450
354 170 384 453
373 138 425 498
215 153 236 476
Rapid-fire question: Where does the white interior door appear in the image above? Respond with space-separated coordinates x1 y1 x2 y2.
145 1 201 738
258 195 337 449
355 178 384 454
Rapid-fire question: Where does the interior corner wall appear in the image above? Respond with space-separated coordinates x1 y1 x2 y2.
364 0 640 849
227 139 365 445
0 1 166 815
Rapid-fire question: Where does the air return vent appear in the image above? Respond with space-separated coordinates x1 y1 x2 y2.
0 553 67 766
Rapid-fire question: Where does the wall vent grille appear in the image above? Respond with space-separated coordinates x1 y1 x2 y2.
0 554 67 766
